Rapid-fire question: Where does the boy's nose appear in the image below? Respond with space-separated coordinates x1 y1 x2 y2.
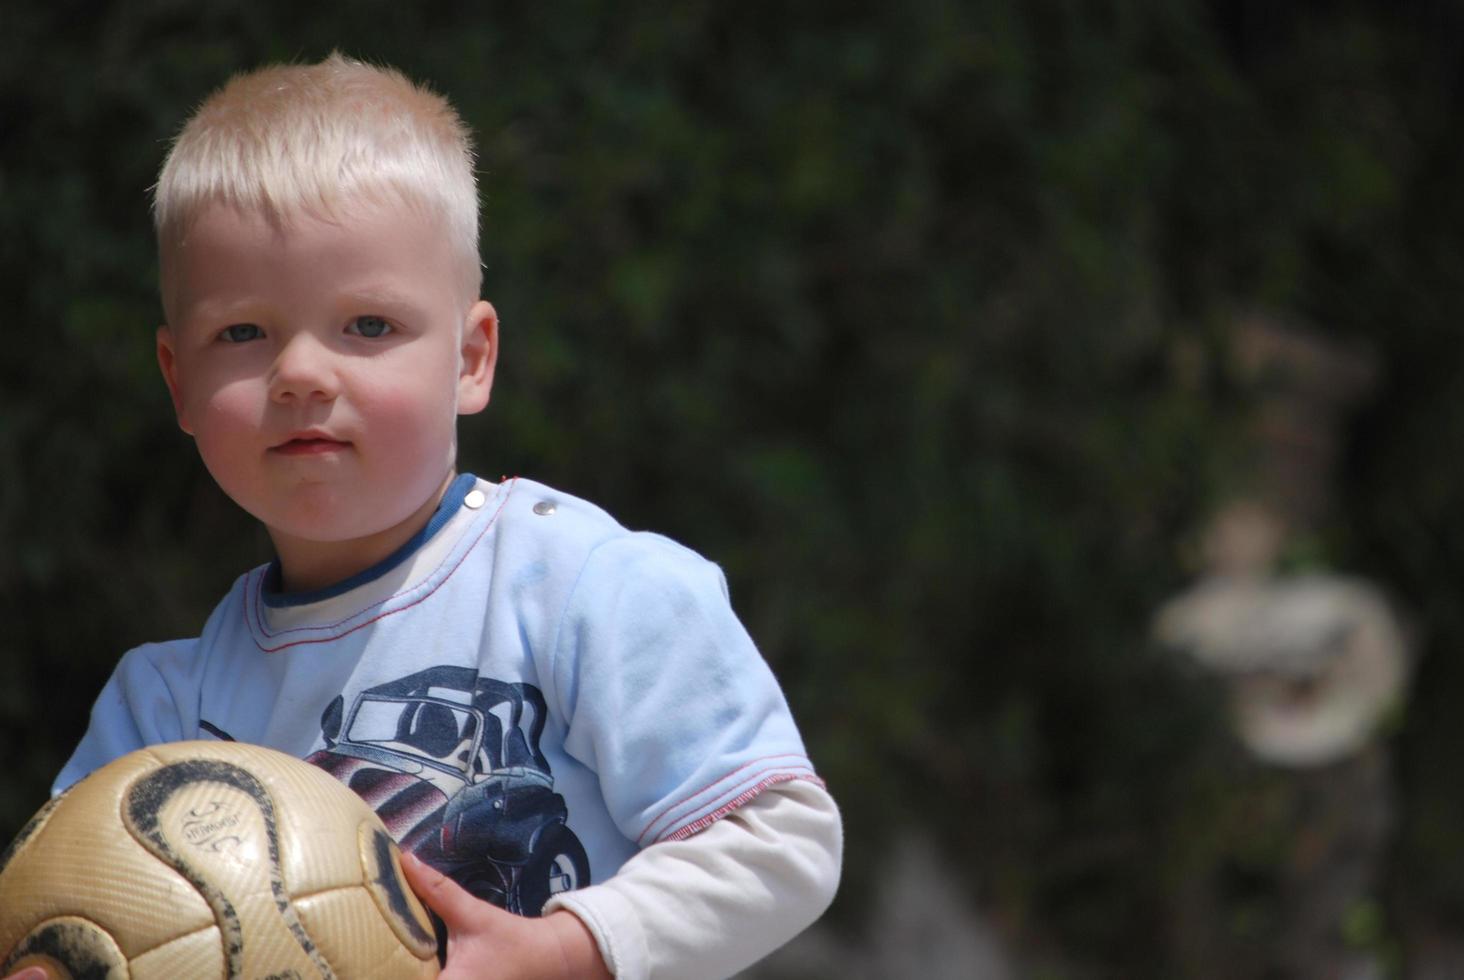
268 335 340 403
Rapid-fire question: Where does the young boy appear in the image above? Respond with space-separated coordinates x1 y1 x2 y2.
46 53 841 979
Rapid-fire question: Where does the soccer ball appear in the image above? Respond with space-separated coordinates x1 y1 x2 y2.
0 740 440 979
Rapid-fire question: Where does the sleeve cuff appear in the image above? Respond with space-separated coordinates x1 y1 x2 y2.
544 883 649 980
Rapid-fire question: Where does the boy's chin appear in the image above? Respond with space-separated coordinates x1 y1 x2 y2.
263 517 406 548
258 494 444 559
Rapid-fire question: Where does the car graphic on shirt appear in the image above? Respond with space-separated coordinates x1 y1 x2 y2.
306 665 590 916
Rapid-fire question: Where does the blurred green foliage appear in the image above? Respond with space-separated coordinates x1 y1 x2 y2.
2 0 1462 974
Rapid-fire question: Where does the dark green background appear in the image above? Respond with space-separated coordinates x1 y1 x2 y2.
4 1 1463 974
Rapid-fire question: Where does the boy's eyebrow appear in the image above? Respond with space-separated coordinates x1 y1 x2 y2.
341 284 429 311
331 281 451 320
175 296 258 324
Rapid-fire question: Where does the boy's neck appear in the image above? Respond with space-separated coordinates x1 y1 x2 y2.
267 471 458 595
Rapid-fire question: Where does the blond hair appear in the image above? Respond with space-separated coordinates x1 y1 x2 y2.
154 53 480 297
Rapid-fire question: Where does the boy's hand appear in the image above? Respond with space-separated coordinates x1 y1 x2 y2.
400 851 612 980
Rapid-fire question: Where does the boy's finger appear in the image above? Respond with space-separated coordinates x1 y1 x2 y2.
5 969 49 980
399 850 480 927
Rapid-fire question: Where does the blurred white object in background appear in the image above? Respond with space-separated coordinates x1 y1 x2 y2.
1155 571 1409 767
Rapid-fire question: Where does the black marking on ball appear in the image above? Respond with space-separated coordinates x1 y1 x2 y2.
0 789 68 879
370 829 435 949
1 919 125 980
124 757 335 979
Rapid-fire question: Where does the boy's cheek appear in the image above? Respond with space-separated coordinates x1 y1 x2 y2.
363 388 461 458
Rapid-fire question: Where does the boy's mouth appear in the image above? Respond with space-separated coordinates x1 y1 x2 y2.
271 434 351 456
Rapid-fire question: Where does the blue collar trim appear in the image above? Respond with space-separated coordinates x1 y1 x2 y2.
261 472 479 608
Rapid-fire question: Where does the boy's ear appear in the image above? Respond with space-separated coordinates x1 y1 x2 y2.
457 300 498 416
156 326 194 435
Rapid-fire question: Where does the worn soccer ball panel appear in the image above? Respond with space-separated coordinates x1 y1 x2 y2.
296 883 443 979
0 750 217 958
2 916 129 978
0 741 439 979
130 925 227 979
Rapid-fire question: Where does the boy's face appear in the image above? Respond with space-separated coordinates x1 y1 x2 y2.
156 202 495 585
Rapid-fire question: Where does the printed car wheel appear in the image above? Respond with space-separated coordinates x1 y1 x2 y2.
517 823 590 915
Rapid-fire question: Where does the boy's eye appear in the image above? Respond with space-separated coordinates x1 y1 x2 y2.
220 323 263 343
348 315 393 338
